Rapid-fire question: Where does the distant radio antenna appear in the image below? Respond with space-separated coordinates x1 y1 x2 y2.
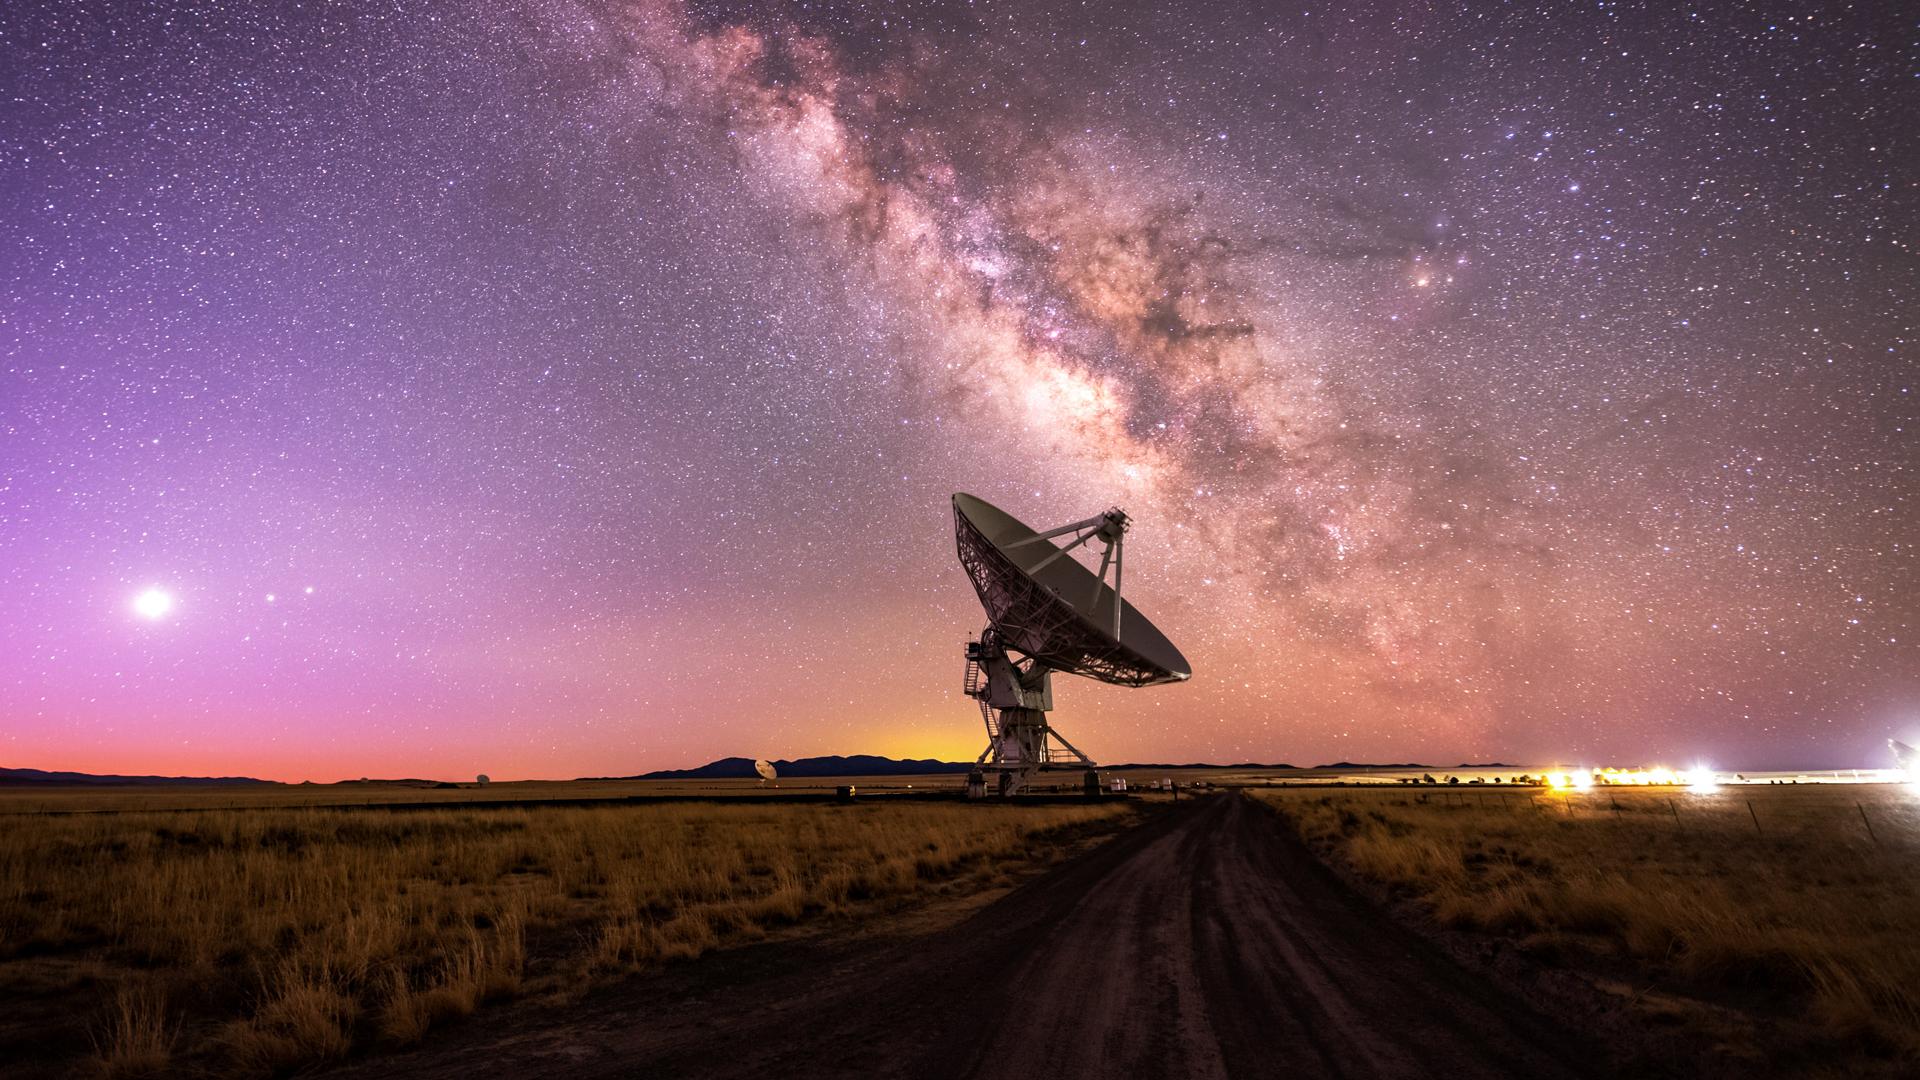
951 494 1190 797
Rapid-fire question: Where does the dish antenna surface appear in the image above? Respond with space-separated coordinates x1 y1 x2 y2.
952 493 1190 796
753 759 778 782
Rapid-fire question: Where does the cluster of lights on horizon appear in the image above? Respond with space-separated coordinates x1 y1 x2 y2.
1542 766 1719 794
1531 766 1920 793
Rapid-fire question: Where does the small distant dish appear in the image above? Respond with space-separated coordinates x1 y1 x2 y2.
753 759 777 781
476 774 490 785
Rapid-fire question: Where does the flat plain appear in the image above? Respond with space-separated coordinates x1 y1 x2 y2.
1257 781 1920 1076
327 790 1595 1080
0 782 1127 1077
8 776 1916 1079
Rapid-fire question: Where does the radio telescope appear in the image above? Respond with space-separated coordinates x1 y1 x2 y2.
951 494 1190 796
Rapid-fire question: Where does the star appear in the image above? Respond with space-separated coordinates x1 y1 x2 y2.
133 588 174 621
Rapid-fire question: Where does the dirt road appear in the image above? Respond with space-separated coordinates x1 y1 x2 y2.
337 793 1601 1079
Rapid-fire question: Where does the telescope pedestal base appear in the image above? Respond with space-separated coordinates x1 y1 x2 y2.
963 632 1097 798
968 709 1096 797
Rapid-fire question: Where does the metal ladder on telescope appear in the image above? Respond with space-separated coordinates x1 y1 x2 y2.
962 656 999 745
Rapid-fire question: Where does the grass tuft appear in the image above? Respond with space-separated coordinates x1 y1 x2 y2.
90 984 176 1078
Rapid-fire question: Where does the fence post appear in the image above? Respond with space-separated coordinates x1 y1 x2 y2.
1859 803 1880 847
1668 798 1681 829
1747 801 1762 835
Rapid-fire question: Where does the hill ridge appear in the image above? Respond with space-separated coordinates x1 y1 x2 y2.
0 766 279 787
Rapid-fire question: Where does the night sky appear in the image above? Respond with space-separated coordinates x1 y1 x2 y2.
2 0 1913 781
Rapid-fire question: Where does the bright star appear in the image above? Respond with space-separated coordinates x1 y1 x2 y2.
133 588 174 620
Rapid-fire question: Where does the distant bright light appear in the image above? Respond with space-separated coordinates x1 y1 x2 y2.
132 588 173 620
1684 765 1719 794
1570 769 1594 792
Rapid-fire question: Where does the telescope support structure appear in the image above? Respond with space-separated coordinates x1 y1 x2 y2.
962 629 1096 797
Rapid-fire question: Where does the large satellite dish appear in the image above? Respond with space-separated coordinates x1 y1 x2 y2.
954 494 1189 686
951 493 1190 796
753 759 777 782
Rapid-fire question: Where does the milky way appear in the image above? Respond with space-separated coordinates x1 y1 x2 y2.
1 0 1913 779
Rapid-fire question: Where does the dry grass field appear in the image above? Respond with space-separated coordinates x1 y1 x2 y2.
1255 783 1920 1074
0 775 963 815
0 791 1128 1077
